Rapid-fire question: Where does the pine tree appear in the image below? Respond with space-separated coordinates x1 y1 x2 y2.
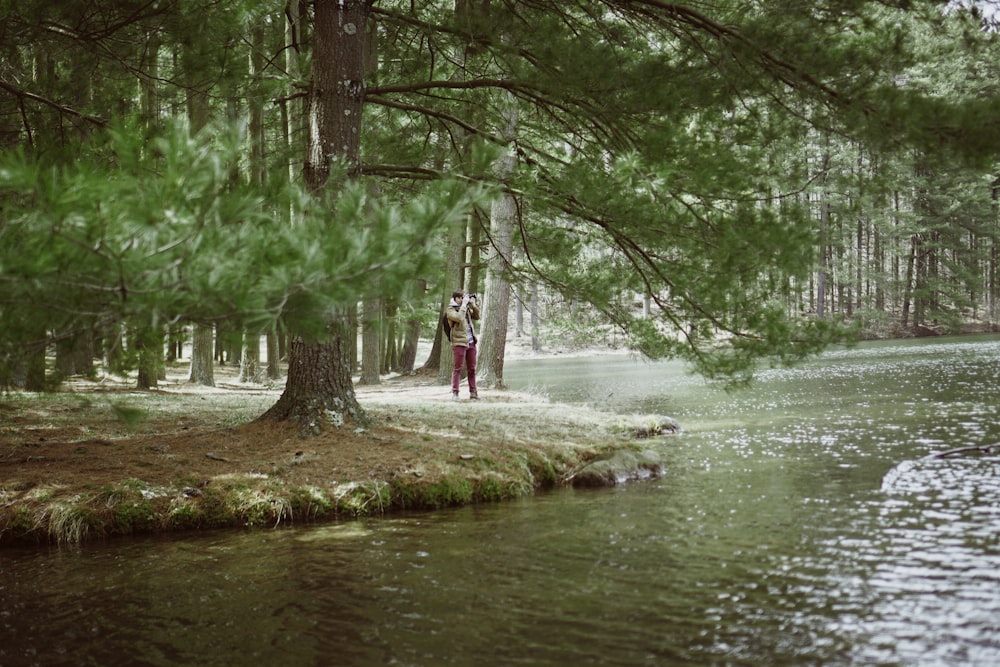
3 0 1000 408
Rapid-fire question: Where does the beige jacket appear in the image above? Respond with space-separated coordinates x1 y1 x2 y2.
446 300 480 346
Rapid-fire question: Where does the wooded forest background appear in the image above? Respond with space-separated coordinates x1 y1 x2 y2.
1 1 999 411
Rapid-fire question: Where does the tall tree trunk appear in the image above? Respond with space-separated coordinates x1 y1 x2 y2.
431 214 467 382
529 281 542 353
239 23 267 387
261 0 370 429
914 234 927 328
398 303 422 373
817 185 830 319
55 328 94 379
990 179 999 325
359 295 381 385
360 182 383 384
381 300 398 373
17 324 47 391
266 329 281 381
902 236 916 330
188 324 215 387
478 93 517 390
239 333 263 383
135 326 161 390
184 34 216 387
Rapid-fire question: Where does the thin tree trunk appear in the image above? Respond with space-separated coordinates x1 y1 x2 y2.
530 281 541 353
359 295 381 385
239 25 267 387
399 312 421 373
239 332 263 383
266 329 281 380
817 201 828 318
431 214 467 382
17 323 47 391
382 301 398 373
902 236 916 330
184 32 216 387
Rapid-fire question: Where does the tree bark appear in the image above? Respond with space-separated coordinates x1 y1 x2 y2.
260 324 364 431
55 329 94 379
183 29 216 387
359 295 381 385
188 324 215 387
478 91 517 390
529 282 542 353
399 312 421 373
135 326 161 390
239 332 264 383
431 214 468 382
266 329 281 381
479 190 515 389
261 0 370 429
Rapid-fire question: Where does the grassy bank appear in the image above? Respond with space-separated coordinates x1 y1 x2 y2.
1 372 678 546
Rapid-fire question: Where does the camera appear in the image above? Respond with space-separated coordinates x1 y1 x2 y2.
467 293 477 300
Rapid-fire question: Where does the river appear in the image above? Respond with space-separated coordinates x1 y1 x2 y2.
2 336 999 666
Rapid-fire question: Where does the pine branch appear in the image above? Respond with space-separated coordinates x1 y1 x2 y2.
0 79 107 127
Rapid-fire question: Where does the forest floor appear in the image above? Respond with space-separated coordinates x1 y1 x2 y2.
0 338 673 546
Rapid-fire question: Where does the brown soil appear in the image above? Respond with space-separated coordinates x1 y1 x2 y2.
1 369 606 490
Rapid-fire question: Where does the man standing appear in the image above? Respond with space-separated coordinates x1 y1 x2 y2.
445 290 480 401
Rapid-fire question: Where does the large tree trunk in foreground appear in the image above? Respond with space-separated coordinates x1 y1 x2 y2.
260 318 364 431
261 0 369 429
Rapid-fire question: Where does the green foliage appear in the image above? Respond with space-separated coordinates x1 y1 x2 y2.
0 120 489 350
110 403 147 431
2 0 999 389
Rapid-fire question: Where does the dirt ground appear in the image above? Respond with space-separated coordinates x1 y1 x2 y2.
0 350 636 502
0 362 565 495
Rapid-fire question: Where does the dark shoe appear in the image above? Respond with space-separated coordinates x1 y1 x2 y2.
470 393 479 400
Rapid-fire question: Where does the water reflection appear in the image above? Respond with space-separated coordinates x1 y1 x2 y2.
3 336 1000 666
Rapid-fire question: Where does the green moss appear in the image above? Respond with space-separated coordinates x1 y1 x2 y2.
391 475 475 510
333 481 389 517
197 487 235 527
288 486 335 519
473 474 529 502
2 506 37 540
121 478 149 491
111 498 157 534
524 451 560 488
168 500 201 530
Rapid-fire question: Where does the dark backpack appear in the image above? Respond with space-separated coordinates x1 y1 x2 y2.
441 312 455 338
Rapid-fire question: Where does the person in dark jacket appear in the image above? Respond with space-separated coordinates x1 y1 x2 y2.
445 290 480 401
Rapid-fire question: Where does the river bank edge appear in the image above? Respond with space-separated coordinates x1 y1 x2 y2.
1 377 679 548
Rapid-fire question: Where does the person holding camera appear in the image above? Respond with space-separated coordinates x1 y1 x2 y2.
445 290 480 401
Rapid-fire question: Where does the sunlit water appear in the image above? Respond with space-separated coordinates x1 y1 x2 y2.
3 336 999 666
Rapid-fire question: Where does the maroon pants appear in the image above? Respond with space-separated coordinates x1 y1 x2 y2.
451 344 478 395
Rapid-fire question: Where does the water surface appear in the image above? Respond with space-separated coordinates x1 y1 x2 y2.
3 336 999 665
